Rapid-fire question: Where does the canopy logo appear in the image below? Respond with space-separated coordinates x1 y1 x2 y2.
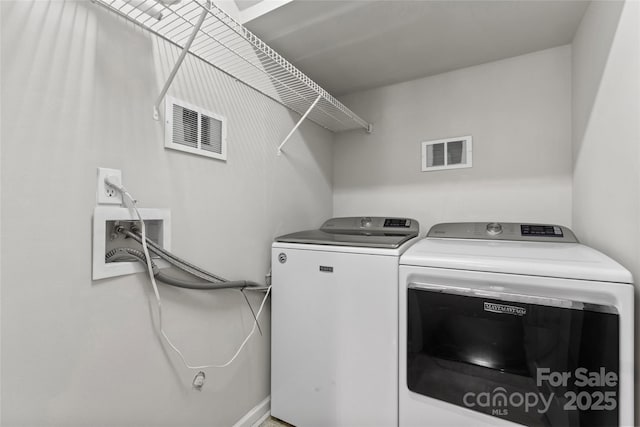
463 387 553 415
483 302 526 316
462 368 618 416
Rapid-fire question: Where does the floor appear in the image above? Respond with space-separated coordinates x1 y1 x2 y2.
259 416 293 427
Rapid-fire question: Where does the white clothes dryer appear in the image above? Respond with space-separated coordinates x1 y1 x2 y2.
399 222 634 427
272 217 419 427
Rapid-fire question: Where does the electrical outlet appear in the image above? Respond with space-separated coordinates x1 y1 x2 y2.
97 167 123 205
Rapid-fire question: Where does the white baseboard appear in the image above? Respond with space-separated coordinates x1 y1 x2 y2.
251 407 271 427
232 396 270 427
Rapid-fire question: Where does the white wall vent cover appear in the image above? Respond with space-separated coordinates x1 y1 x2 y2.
165 96 227 161
421 136 472 172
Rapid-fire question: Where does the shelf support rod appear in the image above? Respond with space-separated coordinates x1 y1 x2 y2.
153 1 210 120
277 94 322 155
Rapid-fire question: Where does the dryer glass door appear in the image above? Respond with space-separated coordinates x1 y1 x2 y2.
407 284 619 427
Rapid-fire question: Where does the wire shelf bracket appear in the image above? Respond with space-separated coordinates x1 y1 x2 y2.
277 94 321 155
152 1 210 120
93 0 373 147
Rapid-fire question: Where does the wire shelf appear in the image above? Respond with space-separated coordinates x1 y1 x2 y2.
94 0 371 133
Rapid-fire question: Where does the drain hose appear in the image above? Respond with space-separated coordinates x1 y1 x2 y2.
116 227 230 283
105 248 258 290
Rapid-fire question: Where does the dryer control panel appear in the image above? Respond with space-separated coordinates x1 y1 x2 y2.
427 222 578 243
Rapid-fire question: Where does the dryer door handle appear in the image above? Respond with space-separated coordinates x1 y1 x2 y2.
408 282 618 314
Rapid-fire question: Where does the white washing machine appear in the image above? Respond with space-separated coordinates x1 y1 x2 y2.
399 222 634 427
271 217 420 427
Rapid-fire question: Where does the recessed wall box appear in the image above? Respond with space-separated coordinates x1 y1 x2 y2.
93 206 171 280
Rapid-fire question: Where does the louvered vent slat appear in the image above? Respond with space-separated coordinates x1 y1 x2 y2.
201 114 223 154
172 105 199 149
427 143 445 167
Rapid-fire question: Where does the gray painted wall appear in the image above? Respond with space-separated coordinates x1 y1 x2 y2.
571 0 640 420
1 1 333 425
333 45 573 233
3 0 639 425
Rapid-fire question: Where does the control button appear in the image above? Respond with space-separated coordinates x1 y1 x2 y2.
486 222 503 235
361 217 372 227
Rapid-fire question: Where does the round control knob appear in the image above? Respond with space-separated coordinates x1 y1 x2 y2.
361 217 373 227
486 222 503 235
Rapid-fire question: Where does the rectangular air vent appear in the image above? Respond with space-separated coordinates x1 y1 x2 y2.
165 96 227 161
421 136 472 172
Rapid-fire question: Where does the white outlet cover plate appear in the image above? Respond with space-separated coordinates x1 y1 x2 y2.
92 206 171 280
97 167 123 205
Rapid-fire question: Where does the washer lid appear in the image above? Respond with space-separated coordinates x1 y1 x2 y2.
275 216 419 249
400 238 633 284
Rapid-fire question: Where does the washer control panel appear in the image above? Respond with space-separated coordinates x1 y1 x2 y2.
427 222 578 243
321 216 418 233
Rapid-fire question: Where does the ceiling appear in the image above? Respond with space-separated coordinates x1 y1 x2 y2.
242 0 590 96
234 0 263 11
